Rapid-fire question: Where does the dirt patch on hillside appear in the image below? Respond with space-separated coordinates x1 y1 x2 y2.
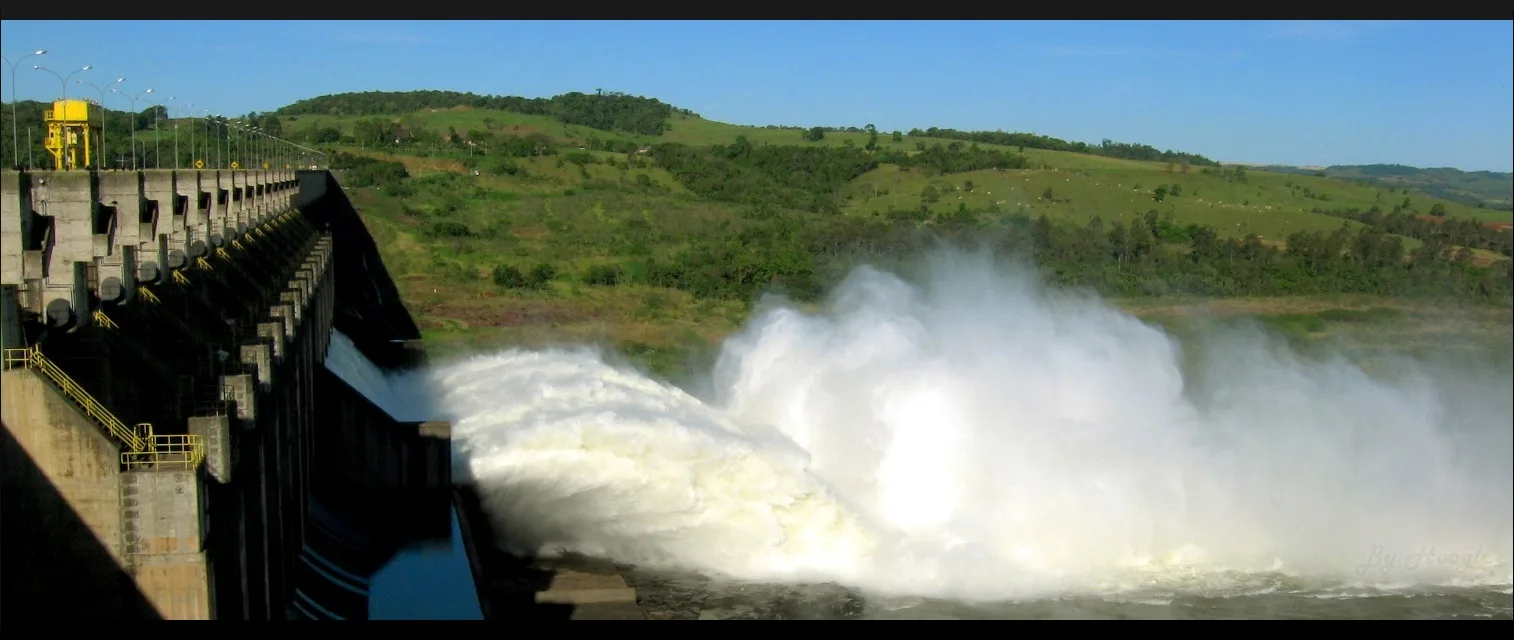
414 298 601 330
1126 297 1395 319
399 156 469 174
344 149 470 175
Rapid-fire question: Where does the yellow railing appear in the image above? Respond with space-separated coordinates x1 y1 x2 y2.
93 309 118 330
2 346 204 471
3 346 144 451
121 429 205 471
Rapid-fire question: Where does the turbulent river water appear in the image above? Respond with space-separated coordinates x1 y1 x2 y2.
329 252 1513 619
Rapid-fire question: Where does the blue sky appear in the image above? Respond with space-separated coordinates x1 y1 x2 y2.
3 20 1510 172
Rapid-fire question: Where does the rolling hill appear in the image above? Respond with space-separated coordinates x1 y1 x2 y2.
1247 163 1512 211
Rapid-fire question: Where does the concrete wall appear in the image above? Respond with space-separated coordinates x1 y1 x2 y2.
292 170 420 370
0 369 158 620
1 168 455 620
0 169 300 329
122 469 212 619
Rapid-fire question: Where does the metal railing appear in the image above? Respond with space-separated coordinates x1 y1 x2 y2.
121 431 205 470
93 309 118 330
2 346 204 471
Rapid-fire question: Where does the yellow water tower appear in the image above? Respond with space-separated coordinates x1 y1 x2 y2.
44 99 94 171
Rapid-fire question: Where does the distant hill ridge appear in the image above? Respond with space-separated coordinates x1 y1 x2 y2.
272 91 1508 210
1240 163 1512 211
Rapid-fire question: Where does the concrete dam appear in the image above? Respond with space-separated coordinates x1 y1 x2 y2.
0 167 472 620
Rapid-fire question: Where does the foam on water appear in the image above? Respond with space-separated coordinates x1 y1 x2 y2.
328 252 1514 602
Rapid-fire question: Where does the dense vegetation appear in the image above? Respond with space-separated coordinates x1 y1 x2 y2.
276 89 681 136
5 88 1511 371
1313 205 1513 257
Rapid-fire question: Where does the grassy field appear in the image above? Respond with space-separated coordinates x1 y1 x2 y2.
342 177 1510 382
219 101 1513 379
270 106 1508 211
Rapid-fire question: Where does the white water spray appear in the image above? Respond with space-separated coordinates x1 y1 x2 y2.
330 252 1514 602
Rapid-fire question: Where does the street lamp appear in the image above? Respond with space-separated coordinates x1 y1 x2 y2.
201 110 210 167
111 87 152 170
184 103 198 168
213 115 225 169
251 126 262 168
34 64 92 169
162 96 175 169
171 106 187 170
77 77 123 169
231 120 248 168
2 49 46 169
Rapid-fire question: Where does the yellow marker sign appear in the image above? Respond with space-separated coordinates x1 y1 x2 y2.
263 162 271 169
230 161 240 169
194 159 205 169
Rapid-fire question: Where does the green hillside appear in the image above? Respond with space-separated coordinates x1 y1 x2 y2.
4 90 1509 375
1252 163 1513 211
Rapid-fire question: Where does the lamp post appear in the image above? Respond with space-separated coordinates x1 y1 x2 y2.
77 77 123 168
2 49 46 169
111 87 152 170
171 106 187 170
184 104 197 170
34 64 92 169
152 97 163 169
232 120 247 168
213 115 224 169
162 96 175 169
251 126 262 168
201 110 210 167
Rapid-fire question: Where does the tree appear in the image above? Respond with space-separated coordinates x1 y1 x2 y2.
258 114 283 137
963 180 974 192
803 126 826 142
492 264 527 288
865 124 878 151
1429 203 1447 217
921 185 940 204
1153 186 1168 202
892 131 903 143
528 262 557 289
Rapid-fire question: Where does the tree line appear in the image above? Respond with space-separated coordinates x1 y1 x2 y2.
1310 205 1513 257
485 204 1512 305
649 137 880 214
274 89 681 136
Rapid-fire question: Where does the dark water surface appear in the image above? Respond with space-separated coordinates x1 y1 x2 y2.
367 506 484 620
